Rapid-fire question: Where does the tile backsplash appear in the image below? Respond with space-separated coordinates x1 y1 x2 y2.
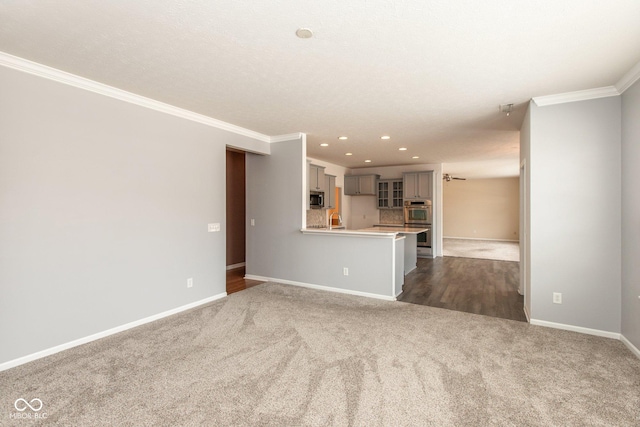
306 209 326 227
379 209 403 225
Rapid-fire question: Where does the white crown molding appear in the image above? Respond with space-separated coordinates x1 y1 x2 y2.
0 51 275 143
269 132 305 143
615 59 640 93
532 86 620 107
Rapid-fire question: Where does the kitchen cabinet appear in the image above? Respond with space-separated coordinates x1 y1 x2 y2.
377 179 403 209
403 171 433 199
325 174 336 209
344 174 379 195
309 164 326 192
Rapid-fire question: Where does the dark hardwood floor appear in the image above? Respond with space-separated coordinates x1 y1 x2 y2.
226 266 264 295
398 256 526 322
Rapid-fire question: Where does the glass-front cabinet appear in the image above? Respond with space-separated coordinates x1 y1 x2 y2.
377 179 403 209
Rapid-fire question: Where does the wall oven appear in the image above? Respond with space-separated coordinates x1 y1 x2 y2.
404 200 432 253
404 200 432 225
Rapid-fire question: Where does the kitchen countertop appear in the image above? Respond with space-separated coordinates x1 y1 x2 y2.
359 226 430 234
301 226 429 237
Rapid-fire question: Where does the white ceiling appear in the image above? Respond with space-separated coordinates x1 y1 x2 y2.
1 1 639 178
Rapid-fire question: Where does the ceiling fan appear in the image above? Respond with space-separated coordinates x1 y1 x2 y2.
443 174 466 182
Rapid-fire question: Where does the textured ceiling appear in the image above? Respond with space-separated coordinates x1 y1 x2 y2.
1 1 639 177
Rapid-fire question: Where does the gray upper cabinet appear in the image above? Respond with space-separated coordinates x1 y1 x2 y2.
377 179 403 209
344 175 358 195
344 174 379 195
403 171 433 199
309 164 326 192
324 174 336 209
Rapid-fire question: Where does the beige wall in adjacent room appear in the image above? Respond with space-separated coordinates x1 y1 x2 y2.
443 177 519 241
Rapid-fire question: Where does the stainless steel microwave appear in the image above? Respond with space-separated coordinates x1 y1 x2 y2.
310 191 324 209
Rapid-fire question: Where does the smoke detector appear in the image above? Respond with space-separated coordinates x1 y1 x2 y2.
295 28 313 39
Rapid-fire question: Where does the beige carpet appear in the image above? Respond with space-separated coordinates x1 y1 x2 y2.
443 238 520 262
1 283 639 426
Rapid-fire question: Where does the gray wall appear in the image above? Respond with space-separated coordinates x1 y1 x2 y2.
621 79 640 349
528 97 621 333
0 64 264 364
246 139 396 298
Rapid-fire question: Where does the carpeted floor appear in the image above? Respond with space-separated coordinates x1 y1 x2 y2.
1 283 639 426
443 238 520 262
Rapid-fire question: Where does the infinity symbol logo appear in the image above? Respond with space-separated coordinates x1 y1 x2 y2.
14 398 43 412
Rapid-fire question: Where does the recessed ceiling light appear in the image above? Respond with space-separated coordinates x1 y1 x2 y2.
345 152 353 156
380 136 391 140
399 147 407 151
295 28 313 39
338 136 348 140
412 156 420 159
320 143 329 147
364 159 372 163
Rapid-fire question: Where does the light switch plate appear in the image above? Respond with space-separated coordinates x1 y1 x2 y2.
208 223 220 232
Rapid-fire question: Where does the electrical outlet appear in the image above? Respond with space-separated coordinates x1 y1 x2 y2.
343 267 349 276
187 278 193 288
553 292 562 304
207 223 220 232
251 219 255 226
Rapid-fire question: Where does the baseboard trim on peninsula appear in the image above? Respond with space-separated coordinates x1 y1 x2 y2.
244 275 396 301
530 319 620 340
620 335 640 360
0 293 227 372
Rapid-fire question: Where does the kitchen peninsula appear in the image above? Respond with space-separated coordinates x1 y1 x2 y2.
301 225 429 297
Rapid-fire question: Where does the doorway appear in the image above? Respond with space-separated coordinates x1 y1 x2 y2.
327 186 342 226
225 148 263 294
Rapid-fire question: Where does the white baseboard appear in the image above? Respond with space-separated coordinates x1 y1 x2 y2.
244 275 396 301
529 319 620 340
226 262 246 270
620 334 640 360
0 292 227 372
443 236 519 243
